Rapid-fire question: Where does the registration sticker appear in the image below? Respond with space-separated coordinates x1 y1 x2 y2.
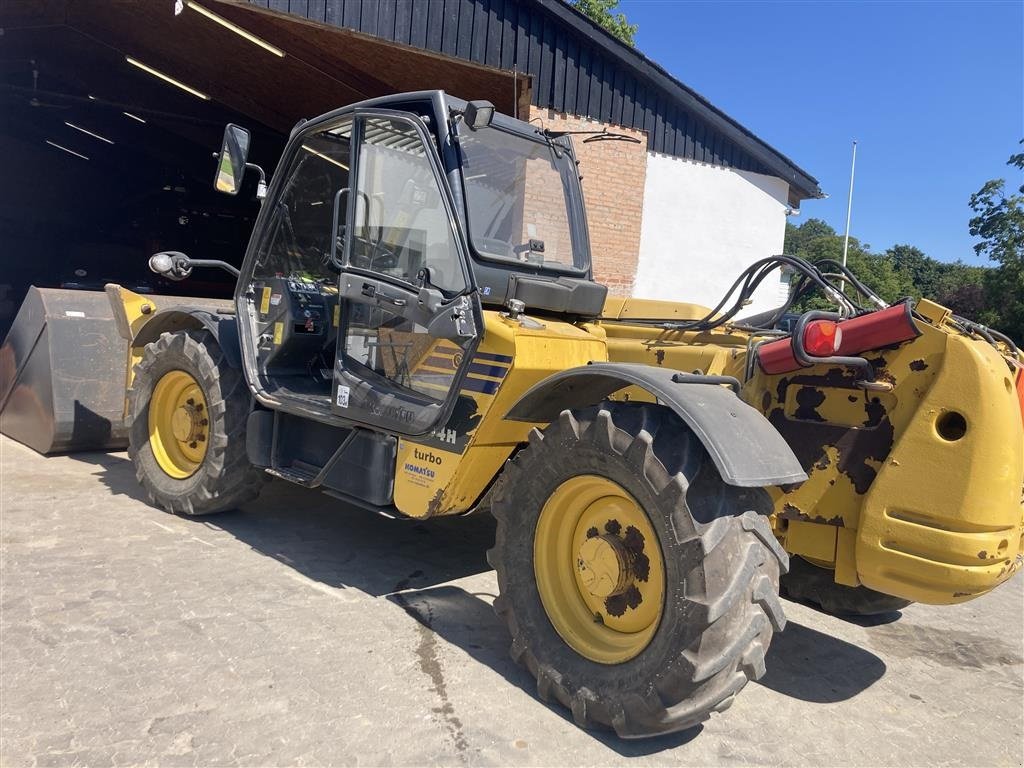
336 385 350 408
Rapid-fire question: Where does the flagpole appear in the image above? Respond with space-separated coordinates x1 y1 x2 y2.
840 140 858 292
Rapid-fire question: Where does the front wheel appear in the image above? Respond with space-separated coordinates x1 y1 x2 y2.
489 403 789 738
128 329 264 515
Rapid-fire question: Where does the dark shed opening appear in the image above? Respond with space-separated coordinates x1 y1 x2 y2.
0 0 520 335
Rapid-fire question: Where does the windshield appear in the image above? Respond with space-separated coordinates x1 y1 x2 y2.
458 126 588 273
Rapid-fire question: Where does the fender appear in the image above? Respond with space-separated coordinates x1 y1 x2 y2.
132 308 242 369
505 363 807 488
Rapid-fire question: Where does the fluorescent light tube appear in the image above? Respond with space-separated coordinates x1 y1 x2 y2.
302 144 349 170
64 121 114 144
45 140 88 160
187 2 284 57
126 56 210 100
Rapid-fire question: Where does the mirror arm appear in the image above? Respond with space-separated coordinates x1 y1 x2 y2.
149 251 240 280
186 258 241 278
245 163 268 200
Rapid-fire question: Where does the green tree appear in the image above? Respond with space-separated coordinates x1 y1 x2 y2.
886 244 941 298
570 0 638 46
783 219 915 310
969 142 1024 341
935 266 989 320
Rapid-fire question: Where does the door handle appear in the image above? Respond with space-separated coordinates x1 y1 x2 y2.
360 282 406 307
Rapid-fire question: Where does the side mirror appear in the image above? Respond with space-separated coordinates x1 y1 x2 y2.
463 100 495 131
213 123 251 195
149 251 192 281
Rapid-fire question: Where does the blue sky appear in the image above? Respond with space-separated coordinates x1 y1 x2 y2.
621 0 1023 265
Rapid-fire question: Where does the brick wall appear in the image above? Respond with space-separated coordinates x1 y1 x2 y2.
528 106 647 296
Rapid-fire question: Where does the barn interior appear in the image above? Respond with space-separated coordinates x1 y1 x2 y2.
0 0 523 336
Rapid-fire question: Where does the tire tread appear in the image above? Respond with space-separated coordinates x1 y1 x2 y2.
489 403 788 738
127 329 263 516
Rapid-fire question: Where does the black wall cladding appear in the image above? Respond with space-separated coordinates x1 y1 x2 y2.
255 0 819 199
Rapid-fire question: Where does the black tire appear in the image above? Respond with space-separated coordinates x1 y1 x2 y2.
128 329 264 515
488 403 789 738
781 556 911 617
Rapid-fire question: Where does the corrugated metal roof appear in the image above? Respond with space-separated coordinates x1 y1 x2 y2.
251 0 821 202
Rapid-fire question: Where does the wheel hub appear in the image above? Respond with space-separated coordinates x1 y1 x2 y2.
170 401 205 445
148 370 209 479
577 534 631 598
534 475 665 664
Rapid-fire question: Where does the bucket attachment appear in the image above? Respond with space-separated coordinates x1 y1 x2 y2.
0 287 129 454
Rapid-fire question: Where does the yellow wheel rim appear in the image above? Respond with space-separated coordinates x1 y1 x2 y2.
534 475 665 664
148 370 209 479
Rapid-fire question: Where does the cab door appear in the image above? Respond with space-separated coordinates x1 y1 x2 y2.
330 110 481 437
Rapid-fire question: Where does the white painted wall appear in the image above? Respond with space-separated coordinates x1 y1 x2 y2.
634 154 792 318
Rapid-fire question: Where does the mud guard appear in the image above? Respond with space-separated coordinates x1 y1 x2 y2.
505 363 807 488
130 308 242 369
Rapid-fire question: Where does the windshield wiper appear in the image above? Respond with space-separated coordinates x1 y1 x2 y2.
544 127 642 144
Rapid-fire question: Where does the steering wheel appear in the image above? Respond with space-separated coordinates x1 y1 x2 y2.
350 232 400 272
322 225 399 274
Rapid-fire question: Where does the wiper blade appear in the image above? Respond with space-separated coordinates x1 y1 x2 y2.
544 127 642 144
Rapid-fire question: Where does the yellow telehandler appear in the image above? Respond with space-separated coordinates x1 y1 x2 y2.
107 91 1024 738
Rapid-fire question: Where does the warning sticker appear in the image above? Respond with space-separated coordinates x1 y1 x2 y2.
272 322 283 345
260 286 271 314
336 385 350 408
270 293 282 306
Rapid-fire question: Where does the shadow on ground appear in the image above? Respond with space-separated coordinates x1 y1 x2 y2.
758 620 886 703
71 450 888 753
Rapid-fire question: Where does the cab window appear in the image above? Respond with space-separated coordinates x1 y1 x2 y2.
347 116 467 295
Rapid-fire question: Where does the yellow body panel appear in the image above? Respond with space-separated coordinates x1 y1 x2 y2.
786 520 837 563
602 296 714 321
392 310 606 518
104 284 158 415
598 298 1024 604
856 334 1024 602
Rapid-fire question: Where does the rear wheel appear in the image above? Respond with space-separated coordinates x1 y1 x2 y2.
128 329 263 515
489 403 789 738
781 556 911 617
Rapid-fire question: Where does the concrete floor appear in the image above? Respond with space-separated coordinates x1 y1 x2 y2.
1 434 1022 767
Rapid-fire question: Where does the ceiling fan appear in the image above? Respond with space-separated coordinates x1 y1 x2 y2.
27 62 72 109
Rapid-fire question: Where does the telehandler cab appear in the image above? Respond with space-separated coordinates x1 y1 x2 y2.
108 91 1024 738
